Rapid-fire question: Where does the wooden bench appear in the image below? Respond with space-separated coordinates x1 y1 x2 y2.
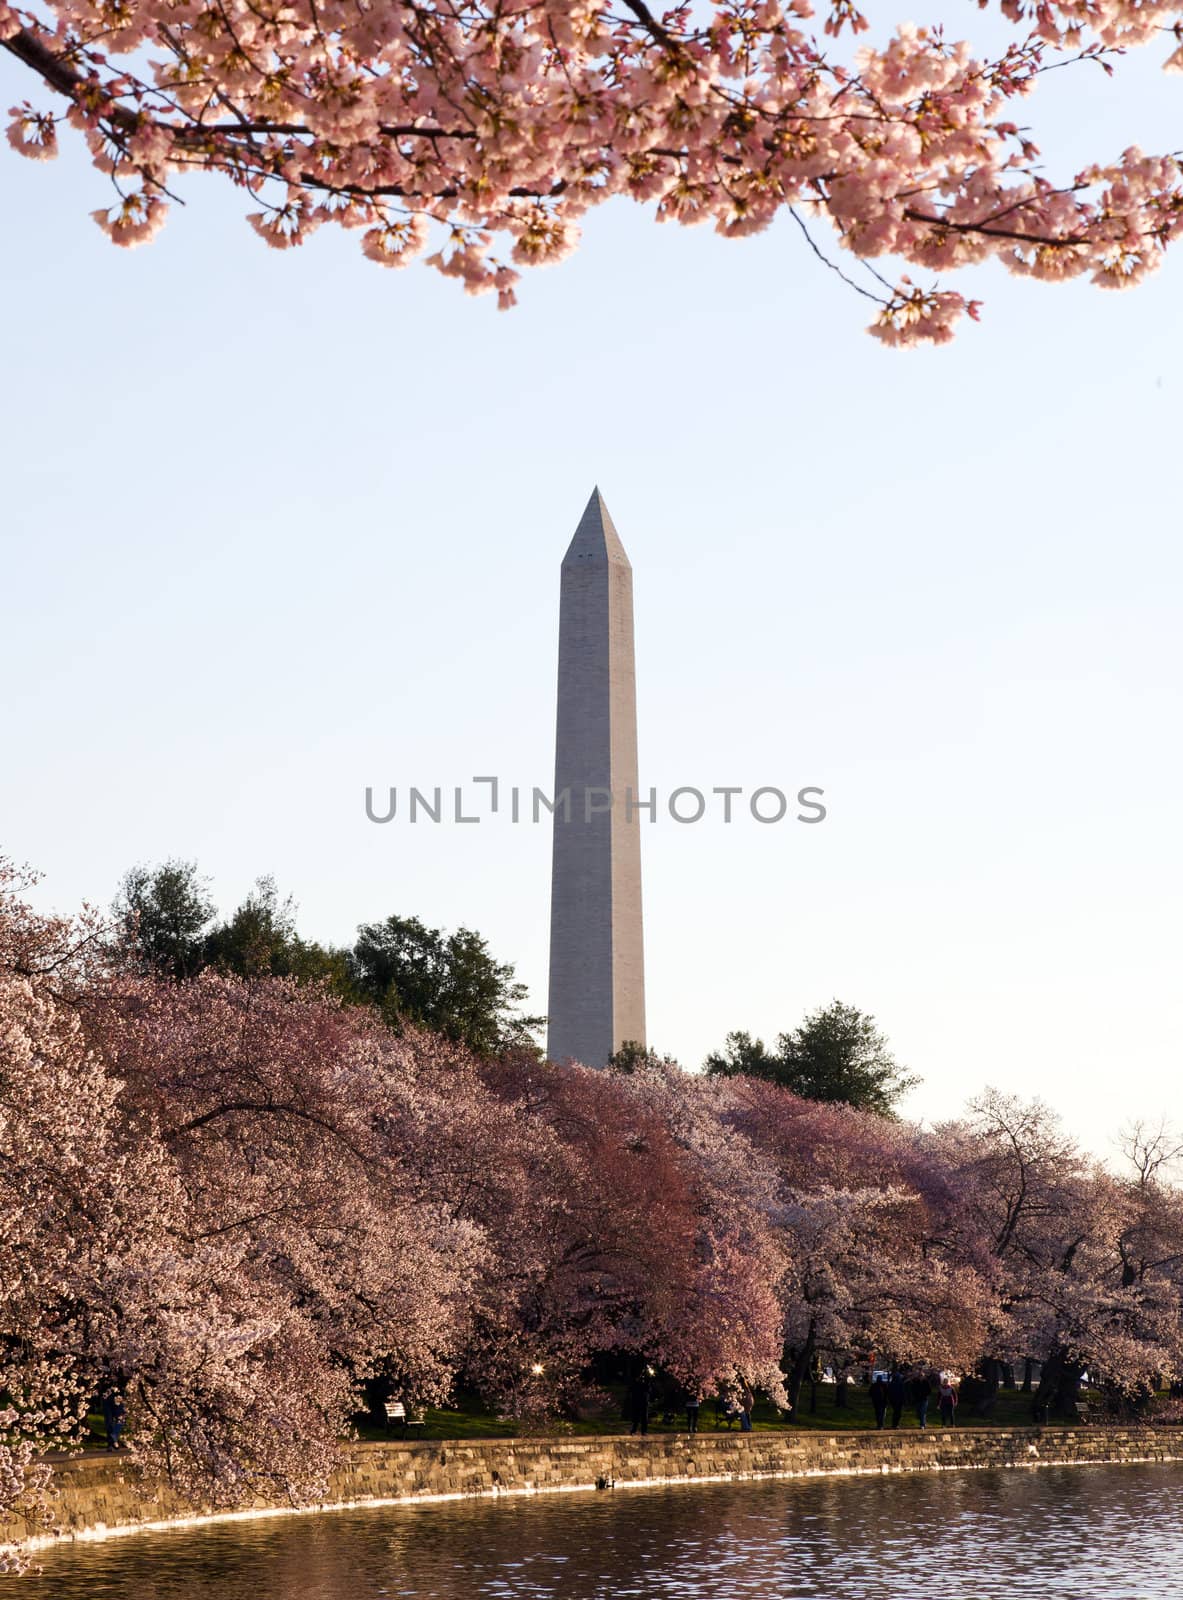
383 1401 425 1438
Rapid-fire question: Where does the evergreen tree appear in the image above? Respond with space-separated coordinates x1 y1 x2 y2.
113 859 215 980
203 876 353 991
350 915 543 1056
705 1002 918 1117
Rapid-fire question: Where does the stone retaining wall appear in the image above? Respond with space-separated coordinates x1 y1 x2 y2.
7 1427 1183 1553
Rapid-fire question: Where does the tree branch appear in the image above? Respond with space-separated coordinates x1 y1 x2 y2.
2 28 84 101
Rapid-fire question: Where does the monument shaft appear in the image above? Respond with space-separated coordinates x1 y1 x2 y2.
546 490 645 1067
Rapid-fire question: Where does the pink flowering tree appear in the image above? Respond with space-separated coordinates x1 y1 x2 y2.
943 1090 1183 1419
4 0 1183 341
609 1062 792 1401
0 972 137 1568
480 1053 790 1410
0 864 186 1567
720 1077 996 1411
89 973 517 1459
0 861 500 1554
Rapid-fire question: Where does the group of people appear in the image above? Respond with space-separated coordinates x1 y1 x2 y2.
870 1368 958 1429
629 1365 959 1437
627 1374 755 1436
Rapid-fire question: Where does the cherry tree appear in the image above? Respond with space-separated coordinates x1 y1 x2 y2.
481 1052 790 1410
612 1061 791 1400
0 857 105 999
0 973 131 1568
0 862 496 1551
720 1077 995 1412
943 1090 1183 1419
1116 1123 1183 1295
89 972 510 1447
4 0 1183 341
0 864 184 1567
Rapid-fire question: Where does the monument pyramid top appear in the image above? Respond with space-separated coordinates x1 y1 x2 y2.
562 487 631 570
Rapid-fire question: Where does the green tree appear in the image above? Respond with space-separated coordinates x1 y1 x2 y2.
113 863 541 1054
702 1029 779 1079
203 876 354 991
778 1001 918 1115
113 859 215 979
705 1002 918 1117
350 914 543 1057
606 1040 663 1074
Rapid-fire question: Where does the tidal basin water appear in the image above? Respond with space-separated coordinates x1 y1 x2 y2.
25 1463 1183 1600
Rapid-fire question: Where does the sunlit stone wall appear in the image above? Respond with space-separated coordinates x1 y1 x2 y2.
8 1428 1183 1553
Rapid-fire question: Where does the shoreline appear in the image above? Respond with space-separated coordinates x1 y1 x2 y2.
8 1426 1183 1557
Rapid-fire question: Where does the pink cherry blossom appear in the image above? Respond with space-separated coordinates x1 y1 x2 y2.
2 0 1183 339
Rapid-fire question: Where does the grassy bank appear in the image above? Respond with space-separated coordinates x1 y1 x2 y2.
80 1383 1103 1451
351 1381 1081 1443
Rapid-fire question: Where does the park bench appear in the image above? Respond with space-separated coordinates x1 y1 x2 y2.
383 1401 425 1438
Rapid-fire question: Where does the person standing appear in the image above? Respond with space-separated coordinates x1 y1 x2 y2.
628 1370 652 1437
101 1386 126 1451
739 1384 755 1432
887 1368 908 1429
685 1391 701 1434
912 1370 933 1429
939 1375 959 1427
870 1373 889 1429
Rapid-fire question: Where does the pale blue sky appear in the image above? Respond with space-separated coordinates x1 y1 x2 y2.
2 23 1180 1155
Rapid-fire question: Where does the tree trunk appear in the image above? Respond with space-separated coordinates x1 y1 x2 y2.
835 1371 848 1409
1021 1358 1034 1394
361 1374 390 1428
1032 1349 1084 1423
972 1357 1001 1418
786 1325 816 1418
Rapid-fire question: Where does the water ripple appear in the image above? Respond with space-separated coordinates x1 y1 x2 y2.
22 1463 1183 1599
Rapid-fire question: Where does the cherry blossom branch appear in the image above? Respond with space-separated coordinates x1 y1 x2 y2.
3 25 84 100
789 204 885 301
6 0 1183 339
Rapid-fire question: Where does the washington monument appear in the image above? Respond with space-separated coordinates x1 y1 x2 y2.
546 489 646 1067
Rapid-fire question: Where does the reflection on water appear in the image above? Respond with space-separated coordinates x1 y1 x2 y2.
23 1463 1183 1599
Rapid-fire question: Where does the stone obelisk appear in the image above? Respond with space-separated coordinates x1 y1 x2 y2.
546 489 645 1067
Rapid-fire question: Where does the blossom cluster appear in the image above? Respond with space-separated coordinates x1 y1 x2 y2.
3 0 1183 339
